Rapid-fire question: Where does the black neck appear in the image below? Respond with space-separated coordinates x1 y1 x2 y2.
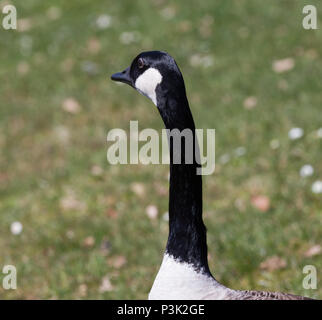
156 89 211 274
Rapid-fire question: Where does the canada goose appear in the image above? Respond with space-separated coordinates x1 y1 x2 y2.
111 51 311 300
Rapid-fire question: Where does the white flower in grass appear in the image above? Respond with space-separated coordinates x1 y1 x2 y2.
96 15 112 29
19 35 33 56
300 165 314 178
47 7 62 20
316 128 322 138
146 205 158 220
288 128 304 140
81 61 99 75
119 31 141 45
163 212 169 221
189 54 214 68
201 55 214 68
270 139 280 149
11 221 23 235
54 126 70 144
234 147 246 157
160 7 176 20
189 54 202 67
312 181 322 194
219 154 230 164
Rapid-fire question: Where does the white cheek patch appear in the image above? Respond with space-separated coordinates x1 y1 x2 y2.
135 68 162 106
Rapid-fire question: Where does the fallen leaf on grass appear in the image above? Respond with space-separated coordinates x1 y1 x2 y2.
62 98 81 114
0 173 8 183
109 255 127 269
277 79 289 90
17 62 30 75
60 194 86 211
87 37 101 54
106 208 118 219
60 58 74 72
260 256 287 271
272 58 294 73
99 276 114 293
62 97 81 114
78 284 88 297
66 230 75 239
177 20 191 33
243 96 257 110
131 182 145 197
91 165 103 176
18 18 32 32
82 236 95 248
251 195 270 212
199 15 213 38
154 182 167 196
304 245 322 257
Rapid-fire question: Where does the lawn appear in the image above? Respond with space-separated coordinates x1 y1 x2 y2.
0 0 321 299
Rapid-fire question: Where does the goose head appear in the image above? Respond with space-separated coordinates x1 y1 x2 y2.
111 51 186 107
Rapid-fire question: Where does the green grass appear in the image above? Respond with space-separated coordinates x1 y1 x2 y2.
0 0 321 299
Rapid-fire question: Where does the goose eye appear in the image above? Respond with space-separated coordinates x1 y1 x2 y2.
138 58 145 69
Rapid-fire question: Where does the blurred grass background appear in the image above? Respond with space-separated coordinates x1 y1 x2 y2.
0 0 321 299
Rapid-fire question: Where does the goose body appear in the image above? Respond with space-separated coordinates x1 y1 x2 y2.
149 254 230 300
149 254 309 300
111 51 311 300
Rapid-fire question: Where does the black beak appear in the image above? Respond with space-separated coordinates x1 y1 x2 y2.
111 67 132 86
